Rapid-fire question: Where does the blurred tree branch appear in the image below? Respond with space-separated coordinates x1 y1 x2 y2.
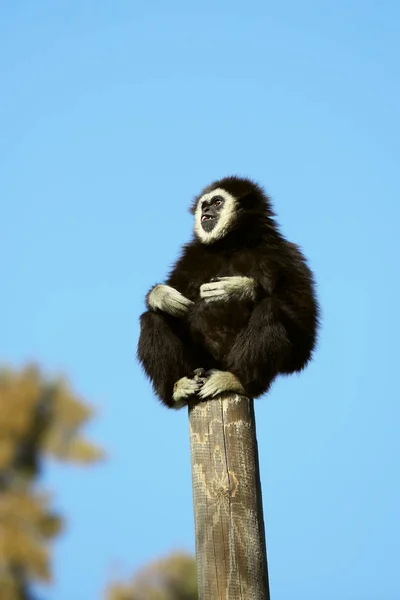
0 363 104 600
105 551 198 600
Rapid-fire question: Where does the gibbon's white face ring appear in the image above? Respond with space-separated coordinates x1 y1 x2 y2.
194 188 239 244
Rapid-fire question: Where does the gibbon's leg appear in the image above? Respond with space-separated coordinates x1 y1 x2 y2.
225 298 291 398
138 310 200 408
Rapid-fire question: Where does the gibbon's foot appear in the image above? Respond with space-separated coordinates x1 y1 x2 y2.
172 375 203 408
198 369 246 400
192 368 208 393
199 276 257 303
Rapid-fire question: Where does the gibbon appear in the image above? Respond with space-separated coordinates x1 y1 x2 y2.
137 176 319 408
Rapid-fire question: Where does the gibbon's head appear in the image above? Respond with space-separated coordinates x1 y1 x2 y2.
191 176 275 245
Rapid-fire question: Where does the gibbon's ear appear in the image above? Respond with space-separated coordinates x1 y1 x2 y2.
240 192 269 214
237 191 255 209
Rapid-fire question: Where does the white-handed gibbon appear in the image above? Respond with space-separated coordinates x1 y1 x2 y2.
137 176 319 408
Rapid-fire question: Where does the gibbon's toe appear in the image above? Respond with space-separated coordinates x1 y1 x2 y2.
172 376 201 406
198 370 246 400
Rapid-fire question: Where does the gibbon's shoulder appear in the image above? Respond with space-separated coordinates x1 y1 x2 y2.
166 239 208 287
170 239 208 269
243 235 313 292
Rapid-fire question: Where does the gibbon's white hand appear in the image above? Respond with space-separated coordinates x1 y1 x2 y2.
148 284 193 317
200 276 257 303
172 376 201 407
197 369 246 399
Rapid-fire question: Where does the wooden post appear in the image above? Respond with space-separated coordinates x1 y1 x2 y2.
189 393 270 600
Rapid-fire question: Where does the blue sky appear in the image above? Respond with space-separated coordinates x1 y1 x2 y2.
1 1 399 599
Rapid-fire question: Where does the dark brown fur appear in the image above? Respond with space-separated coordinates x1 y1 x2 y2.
137 176 319 407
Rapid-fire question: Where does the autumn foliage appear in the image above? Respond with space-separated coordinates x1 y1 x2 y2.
0 363 196 600
0 364 103 600
105 551 198 600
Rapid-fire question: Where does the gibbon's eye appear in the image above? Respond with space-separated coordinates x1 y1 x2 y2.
213 197 223 207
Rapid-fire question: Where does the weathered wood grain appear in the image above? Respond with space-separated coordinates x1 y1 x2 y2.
189 393 270 600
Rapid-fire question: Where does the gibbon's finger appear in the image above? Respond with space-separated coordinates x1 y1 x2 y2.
165 298 192 317
202 292 225 298
198 378 222 399
200 283 226 294
214 276 244 283
169 300 187 312
215 276 254 288
215 276 237 281
183 297 195 306
172 296 193 307
165 293 193 314
198 370 245 399
200 281 226 292
200 286 225 294
201 290 226 299
210 276 257 301
173 376 201 403
167 288 194 305
193 368 207 386
197 369 221 398
193 367 206 378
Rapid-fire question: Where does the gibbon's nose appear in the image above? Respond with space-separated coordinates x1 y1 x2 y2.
202 206 212 215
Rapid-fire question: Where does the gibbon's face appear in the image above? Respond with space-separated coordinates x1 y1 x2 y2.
194 188 239 244
192 176 273 245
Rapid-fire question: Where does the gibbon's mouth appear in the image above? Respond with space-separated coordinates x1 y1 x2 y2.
201 215 215 222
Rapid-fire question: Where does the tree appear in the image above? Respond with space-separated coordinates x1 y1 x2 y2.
0 363 103 600
105 551 198 600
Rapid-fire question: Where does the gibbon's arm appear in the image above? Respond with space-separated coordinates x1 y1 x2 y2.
139 259 200 407
138 310 199 408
